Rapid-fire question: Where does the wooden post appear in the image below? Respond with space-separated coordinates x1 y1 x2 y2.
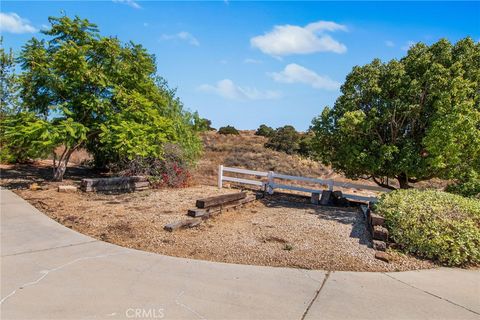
267 171 274 194
328 180 334 191
218 165 223 189
311 192 320 205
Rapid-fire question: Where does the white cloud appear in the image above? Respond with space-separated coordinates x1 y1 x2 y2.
197 79 281 100
244 58 263 64
250 20 347 56
161 31 199 46
385 40 395 47
401 41 416 51
0 13 37 34
112 0 141 9
269 63 340 91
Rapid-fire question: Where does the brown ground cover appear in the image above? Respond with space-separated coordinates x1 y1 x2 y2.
1 131 445 272
1 163 434 272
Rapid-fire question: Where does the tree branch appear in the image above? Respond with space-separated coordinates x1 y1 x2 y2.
372 176 397 190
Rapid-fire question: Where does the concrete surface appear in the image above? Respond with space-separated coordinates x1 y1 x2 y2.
1 188 479 319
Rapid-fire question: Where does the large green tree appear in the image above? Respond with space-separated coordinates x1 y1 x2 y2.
311 38 480 189
3 15 201 180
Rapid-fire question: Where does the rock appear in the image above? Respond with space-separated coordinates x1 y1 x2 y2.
373 240 386 251
373 225 389 241
370 212 386 227
58 185 78 193
375 251 390 263
29 183 40 191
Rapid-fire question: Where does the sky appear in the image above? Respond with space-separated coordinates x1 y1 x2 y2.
1 1 479 130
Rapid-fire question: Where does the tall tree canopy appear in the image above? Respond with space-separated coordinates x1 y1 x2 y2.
311 38 480 189
2 15 201 180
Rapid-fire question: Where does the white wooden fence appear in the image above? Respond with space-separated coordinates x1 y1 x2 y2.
218 165 390 202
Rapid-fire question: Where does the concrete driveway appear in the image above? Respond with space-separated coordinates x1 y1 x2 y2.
1 189 479 319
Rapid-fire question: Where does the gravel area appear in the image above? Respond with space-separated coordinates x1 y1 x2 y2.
12 184 435 272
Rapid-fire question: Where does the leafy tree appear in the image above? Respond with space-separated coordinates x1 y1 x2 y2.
311 38 480 189
255 124 274 137
218 125 239 135
0 38 21 163
3 15 201 180
298 131 314 158
0 37 19 113
192 112 215 131
265 125 300 155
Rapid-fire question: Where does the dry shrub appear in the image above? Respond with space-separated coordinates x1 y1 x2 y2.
113 144 191 188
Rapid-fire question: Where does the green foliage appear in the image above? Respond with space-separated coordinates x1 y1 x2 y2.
298 132 314 158
311 38 480 189
255 124 275 137
375 189 480 266
218 125 239 135
3 15 201 180
3 113 88 162
446 170 480 198
0 37 21 163
193 112 215 131
0 37 19 113
265 125 300 155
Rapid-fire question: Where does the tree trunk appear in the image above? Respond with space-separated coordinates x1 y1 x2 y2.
52 148 74 182
53 160 68 181
397 173 411 189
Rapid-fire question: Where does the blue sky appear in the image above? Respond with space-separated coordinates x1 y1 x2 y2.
1 1 479 130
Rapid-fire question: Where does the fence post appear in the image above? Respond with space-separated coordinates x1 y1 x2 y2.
328 179 334 191
267 171 274 194
218 165 223 189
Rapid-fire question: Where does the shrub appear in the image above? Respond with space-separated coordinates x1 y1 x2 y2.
112 144 191 188
298 132 314 158
265 125 300 155
375 189 480 266
446 171 480 198
218 125 239 135
255 124 274 137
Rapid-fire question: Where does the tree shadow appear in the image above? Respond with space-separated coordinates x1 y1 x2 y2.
258 192 372 247
0 163 104 190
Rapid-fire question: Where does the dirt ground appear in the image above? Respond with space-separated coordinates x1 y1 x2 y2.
1 163 434 272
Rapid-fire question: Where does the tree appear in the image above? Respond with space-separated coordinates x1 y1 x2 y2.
192 112 215 131
218 125 239 135
3 15 201 180
0 37 21 163
255 124 274 137
0 37 19 113
311 38 480 189
265 125 300 155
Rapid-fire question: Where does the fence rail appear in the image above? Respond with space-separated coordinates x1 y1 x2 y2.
218 165 390 202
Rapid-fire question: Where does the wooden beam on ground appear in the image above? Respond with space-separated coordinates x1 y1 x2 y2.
196 192 247 209
81 176 149 192
164 218 202 232
187 194 257 218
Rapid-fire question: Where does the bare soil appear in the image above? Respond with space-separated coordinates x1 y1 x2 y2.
1 163 434 272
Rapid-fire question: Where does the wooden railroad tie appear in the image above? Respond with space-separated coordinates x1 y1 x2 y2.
164 192 257 232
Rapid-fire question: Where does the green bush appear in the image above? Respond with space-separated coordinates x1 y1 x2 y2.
255 124 274 137
218 125 239 135
375 189 480 266
446 171 480 199
265 125 300 155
